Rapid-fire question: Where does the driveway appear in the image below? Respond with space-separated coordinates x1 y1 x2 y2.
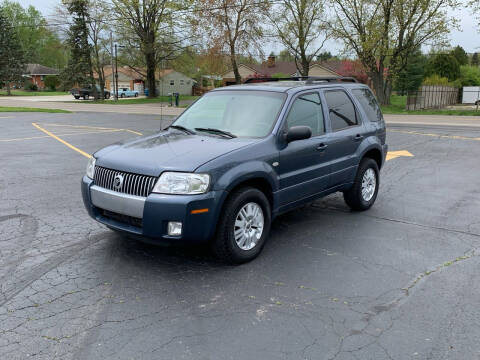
1 112 479 359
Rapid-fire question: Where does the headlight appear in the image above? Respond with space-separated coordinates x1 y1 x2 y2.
86 157 96 179
152 172 210 195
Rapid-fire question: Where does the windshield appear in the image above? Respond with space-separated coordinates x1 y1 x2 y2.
172 90 286 138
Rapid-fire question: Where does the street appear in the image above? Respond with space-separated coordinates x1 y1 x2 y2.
1 112 480 359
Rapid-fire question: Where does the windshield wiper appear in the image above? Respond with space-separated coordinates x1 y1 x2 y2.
195 127 237 138
168 125 196 135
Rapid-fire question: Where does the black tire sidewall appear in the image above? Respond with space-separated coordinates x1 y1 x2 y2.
216 188 271 263
356 159 380 209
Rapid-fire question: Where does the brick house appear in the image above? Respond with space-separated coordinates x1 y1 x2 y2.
222 55 340 85
23 64 58 89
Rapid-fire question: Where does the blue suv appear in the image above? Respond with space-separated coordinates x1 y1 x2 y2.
81 77 388 263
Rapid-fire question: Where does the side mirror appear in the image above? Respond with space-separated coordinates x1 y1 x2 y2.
285 126 312 143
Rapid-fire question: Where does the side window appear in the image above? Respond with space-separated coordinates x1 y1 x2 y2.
324 90 358 131
285 92 324 136
170 80 174 86
352 88 383 122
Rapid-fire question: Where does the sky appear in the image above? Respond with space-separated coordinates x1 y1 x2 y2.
15 0 480 54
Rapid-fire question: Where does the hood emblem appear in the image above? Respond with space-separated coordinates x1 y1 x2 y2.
113 174 124 191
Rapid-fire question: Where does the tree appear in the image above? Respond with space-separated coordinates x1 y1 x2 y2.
199 0 267 84
0 6 25 95
457 65 480 86
266 0 328 76
277 49 295 62
112 0 185 97
44 75 60 91
330 0 458 104
2 1 67 69
472 52 480 66
451 46 469 66
395 49 427 94
426 53 460 81
60 0 96 96
337 60 369 84
317 51 333 62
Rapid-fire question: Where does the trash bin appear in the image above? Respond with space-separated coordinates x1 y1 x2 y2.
173 92 179 107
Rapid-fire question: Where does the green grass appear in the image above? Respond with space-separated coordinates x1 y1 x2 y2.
89 95 199 104
0 106 71 113
0 90 70 96
381 95 480 116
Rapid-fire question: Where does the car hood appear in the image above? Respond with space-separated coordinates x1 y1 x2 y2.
94 131 258 176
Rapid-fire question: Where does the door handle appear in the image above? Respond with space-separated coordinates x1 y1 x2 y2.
316 143 328 151
353 134 364 141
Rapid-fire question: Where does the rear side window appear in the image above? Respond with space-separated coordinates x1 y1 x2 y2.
285 92 324 136
352 88 383 122
324 90 358 131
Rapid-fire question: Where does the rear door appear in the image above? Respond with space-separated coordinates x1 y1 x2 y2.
277 91 332 206
322 89 364 187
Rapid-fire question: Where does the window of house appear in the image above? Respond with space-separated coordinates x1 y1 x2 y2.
352 88 383 122
170 80 174 86
285 92 324 136
180 79 184 85
324 90 358 131
186 80 191 85
40 75 45 81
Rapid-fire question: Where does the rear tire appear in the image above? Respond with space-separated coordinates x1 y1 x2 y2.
212 187 271 264
74 96 80 99
343 158 379 211
84 94 89 100
134 92 138 97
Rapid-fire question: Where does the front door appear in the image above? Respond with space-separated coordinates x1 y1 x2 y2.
278 92 332 206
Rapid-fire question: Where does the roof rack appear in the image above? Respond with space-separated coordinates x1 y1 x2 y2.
243 76 358 84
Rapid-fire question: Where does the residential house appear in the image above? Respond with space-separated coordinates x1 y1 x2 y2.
23 64 58 89
156 69 196 96
99 66 145 93
222 56 340 85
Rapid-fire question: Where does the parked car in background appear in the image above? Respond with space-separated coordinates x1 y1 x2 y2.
81 76 387 264
71 85 110 100
117 88 138 98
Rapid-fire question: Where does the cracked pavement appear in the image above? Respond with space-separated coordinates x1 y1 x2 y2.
1 112 480 359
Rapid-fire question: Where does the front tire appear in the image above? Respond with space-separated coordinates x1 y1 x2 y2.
343 158 379 211
213 187 271 264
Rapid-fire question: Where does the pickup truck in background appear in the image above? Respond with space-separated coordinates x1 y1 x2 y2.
117 88 139 98
71 85 111 100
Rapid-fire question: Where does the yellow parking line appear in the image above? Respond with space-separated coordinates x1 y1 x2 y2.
389 129 480 141
386 150 414 161
0 129 124 142
32 122 92 158
45 123 143 135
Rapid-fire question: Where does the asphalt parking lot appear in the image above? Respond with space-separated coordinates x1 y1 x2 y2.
1 112 480 360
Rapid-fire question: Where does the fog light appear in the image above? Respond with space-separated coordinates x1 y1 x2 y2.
168 221 182 236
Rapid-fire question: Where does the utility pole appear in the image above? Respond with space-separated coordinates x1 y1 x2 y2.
115 43 119 101
110 32 116 101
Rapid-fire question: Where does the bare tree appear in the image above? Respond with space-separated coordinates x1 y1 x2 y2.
198 0 267 84
112 0 187 97
266 0 328 76
330 0 458 104
88 0 110 99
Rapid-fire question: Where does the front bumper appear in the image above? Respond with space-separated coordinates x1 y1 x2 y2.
81 176 225 243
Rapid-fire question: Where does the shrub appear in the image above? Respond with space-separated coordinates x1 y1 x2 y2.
271 72 290 78
457 65 480 87
422 74 451 86
24 81 38 91
44 75 60 91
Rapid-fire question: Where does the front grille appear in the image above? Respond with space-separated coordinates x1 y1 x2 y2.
94 166 157 197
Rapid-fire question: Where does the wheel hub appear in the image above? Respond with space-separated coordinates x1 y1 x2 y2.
234 202 264 251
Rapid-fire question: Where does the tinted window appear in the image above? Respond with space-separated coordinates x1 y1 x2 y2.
324 90 358 131
352 88 383 122
285 93 324 136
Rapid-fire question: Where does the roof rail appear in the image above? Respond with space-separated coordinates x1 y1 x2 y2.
243 76 358 84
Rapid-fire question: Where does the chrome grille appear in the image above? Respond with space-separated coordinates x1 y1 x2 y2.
93 166 157 197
